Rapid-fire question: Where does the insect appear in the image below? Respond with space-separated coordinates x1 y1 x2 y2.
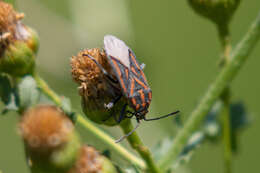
83 35 179 142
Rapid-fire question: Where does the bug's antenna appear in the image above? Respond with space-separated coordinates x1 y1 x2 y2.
82 54 118 83
144 110 180 121
115 122 140 143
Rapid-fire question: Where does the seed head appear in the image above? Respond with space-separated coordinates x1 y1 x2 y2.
19 105 74 152
0 1 39 77
68 145 117 173
71 48 126 126
71 48 112 94
0 1 23 46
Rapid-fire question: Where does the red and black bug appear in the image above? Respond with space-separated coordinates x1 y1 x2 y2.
84 35 179 142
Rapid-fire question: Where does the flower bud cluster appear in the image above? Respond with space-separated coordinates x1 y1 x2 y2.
19 105 117 173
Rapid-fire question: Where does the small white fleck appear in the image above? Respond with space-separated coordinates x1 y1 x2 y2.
104 102 114 109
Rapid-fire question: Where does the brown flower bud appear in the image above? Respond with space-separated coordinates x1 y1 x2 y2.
68 145 117 173
19 105 74 151
19 105 81 172
0 1 39 77
71 48 126 126
0 1 22 47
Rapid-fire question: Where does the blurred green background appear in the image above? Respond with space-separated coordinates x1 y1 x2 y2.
0 0 260 172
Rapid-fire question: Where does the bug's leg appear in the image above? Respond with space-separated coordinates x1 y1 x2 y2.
104 94 122 109
115 120 140 143
140 63 146 70
82 54 118 83
113 104 128 123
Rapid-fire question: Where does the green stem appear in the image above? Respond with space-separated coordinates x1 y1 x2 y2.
218 24 232 66
120 120 162 173
159 11 260 171
33 74 62 106
221 89 232 173
33 74 146 170
77 116 146 169
218 24 233 173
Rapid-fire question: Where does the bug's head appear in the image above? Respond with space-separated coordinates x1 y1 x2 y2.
132 98 150 120
135 108 149 120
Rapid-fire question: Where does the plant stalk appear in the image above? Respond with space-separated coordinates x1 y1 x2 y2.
218 23 233 173
159 12 260 171
33 74 146 170
120 119 162 173
221 89 232 173
33 74 62 106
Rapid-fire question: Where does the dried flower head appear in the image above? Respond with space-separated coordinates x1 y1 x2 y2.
71 48 126 126
68 145 117 173
0 1 21 41
71 48 115 97
0 1 29 53
19 105 74 151
71 48 101 86
0 1 39 77
68 145 102 173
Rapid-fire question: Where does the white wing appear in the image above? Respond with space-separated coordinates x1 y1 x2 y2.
104 35 130 68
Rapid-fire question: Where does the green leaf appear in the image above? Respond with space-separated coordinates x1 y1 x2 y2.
60 96 76 122
230 102 249 130
2 94 19 113
123 166 141 173
60 96 71 113
203 101 222 140
18 76 40 111
173 103 223 168
156 131 203 172
37 92 54 104
152 137 173 161
230 102 250 153
114 164 141 173
177 132 204 161
0 74 19 114
153 103 221 170
0 74 12 104
102 150 111 159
